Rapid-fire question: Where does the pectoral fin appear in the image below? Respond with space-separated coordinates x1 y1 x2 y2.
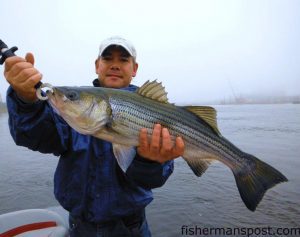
112 144 136 172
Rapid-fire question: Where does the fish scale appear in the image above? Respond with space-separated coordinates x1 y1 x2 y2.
47 80 288 211
109 92 244 165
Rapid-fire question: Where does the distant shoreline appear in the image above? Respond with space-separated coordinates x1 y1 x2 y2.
180 101 300 106
215 95 300 105
216 102 300 105
0 103 7 113
0 102 299 113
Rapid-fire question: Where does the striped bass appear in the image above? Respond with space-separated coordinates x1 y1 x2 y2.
46 80 288 211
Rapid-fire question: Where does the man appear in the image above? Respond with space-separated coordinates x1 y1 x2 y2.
4 36 184 237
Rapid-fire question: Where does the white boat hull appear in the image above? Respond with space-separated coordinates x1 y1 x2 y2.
0 209 68 237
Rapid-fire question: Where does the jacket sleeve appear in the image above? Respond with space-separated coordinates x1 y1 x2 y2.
126 154 174 189
6 87 69 156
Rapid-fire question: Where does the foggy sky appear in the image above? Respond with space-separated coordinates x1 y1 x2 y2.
1 0 299 104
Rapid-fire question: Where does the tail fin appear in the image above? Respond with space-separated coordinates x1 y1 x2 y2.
233 153 288 211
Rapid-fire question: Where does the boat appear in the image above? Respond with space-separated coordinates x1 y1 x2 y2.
0 208 69 237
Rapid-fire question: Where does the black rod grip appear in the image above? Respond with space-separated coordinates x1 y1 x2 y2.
0 39 42 89
0 39 18 65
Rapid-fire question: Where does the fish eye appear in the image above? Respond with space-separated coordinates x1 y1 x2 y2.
66 91 79 101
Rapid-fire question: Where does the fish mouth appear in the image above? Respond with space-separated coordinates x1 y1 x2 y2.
46 87 71 111
45 88 62 112
47 88 62 100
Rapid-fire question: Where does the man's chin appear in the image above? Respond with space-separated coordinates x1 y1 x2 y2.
101 78 123 88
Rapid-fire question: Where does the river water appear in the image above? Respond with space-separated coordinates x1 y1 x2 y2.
0 104 299 236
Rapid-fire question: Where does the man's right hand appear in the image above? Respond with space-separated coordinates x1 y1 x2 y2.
4 53 42 102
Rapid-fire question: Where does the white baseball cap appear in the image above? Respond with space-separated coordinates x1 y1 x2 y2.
98 36 137 60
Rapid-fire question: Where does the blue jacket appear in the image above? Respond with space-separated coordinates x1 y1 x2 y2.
6 81 174 223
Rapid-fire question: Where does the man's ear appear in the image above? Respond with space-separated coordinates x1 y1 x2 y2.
132 63 139 77
95 59 100 74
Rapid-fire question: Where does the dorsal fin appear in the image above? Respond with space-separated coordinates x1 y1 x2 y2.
137 80 168 103
184 106 221 135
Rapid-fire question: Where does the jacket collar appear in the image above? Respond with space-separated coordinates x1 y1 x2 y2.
92 78 138 92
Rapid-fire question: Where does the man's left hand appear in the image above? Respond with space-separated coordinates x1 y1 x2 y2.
137 124 185 163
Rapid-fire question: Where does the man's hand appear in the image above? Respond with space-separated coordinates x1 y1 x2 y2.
4 53 42 102
137 124 185 163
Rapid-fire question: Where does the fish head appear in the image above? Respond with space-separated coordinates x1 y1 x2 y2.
47 86 110 135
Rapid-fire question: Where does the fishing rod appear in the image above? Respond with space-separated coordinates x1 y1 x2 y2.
0 40 18 64
0 39 52 100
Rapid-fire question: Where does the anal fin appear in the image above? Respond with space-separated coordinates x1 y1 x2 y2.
183 156 214 177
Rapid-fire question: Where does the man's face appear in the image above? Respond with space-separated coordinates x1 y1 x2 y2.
95 46 138 88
